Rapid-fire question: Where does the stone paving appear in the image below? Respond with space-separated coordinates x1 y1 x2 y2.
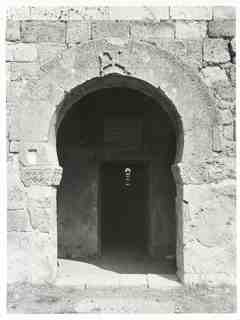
56 258 180 289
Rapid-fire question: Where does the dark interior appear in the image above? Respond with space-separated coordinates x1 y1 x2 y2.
57 86 177 272
101 162 148 253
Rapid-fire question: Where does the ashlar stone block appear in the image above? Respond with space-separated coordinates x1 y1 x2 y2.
9 63 41 81
176 21 207 39
213 82 235 102
21 21 66 43
223 124 234 141
208 20 235 38
216 109 233 125
149 39 203 70
212 126 222 152
6 43 38 62
171 7 212 20
27 207 52 233
131 21 175 39
9 141 20 153
203 39 230 64
7 7 31 20
6 20 20 41
66 21 91 43
183 180 235 251
201 66 228 87
92 21 129 39
7 103 20 140
8 209 31 232
109 6 169 20
30 6 69 20
36 43 67 65
213 6 236 20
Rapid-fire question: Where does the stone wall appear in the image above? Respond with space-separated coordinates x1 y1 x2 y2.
6 6 236 285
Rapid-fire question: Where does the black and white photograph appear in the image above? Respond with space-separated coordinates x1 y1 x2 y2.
1 2 238 315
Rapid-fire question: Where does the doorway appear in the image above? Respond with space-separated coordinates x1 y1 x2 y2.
57 85 177 270
100 162 149 255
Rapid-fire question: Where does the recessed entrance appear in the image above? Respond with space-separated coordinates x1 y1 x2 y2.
15 34 220 285
100 162 148 254
56 82 178 278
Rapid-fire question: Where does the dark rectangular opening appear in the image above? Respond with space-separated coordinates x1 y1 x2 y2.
100 162 149 255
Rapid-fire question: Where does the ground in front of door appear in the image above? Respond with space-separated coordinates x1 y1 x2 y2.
8 283 236 313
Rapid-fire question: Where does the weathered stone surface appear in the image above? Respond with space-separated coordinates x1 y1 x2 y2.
8 209 31 232
27 186 57 232
6 20 20 41
183 272 235 286
7 103 20 140
213 6 236 20
28 207 52 233
8 156 26 210
21 21 66 43
27 186 56 208
21 167 63 187
217 100 235 113
183 181 235 278
173 162 208 184
92 21 129 39
131 21 175 39
203 39 230 64
40 41 99 92
183 126 213 163
176 21 207 39
174 155 235 184
9 63 41 81
216 109 233 125
30 6 69 20
36 43 67 65
20 142 56 166
201 66 228 87
8 183 26 210
109 6 169 20
212 126 222 152
8 231 57 283
68 6 110 20
19 76 65 140
66 21 90 43
149 39 202 70
9 141 20 153
207 156 235 181
7 7 31 20
213 81 235 102
171 7 212 20
208 20 235 38
6 43 38 62
223 124 234 141
7 80 27 105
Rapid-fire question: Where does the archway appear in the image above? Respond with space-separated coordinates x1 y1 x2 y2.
18 39 215 284
56 82 178 274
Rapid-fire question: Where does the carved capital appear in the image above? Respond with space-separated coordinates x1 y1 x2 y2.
20 166 63 187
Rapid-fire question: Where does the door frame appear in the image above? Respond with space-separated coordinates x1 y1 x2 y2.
97 160 150 256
